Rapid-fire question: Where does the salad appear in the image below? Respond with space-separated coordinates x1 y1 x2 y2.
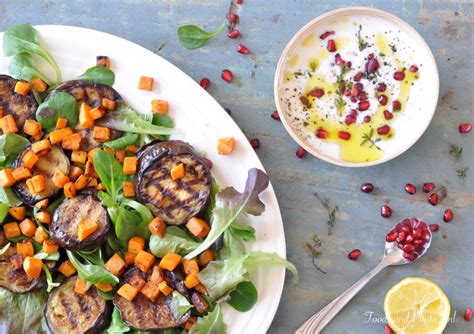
0 24 296 334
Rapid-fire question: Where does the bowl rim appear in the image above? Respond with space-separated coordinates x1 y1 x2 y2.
273 6 440 168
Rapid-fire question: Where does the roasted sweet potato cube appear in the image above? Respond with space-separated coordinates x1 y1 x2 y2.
101 98 116 110
151 99 168 115
3 222 20 238
0 115 19 134
31 77 47 93
150 266 165 285
23 120 42 136
92 126 110 142
96 55 110 68
123 181 136 197
148 217 166 238
123 157 137 175
182 259 199 275
16 241 34 257
14 81 31 96
55 117 68 129
134 250 156 273
49 128 73 144
8 206 26 220
23 256 42 278
158 281 173 296
137 76 153 91
69 166 84 181
105 253 127 276
12 167 32 181
128 236 145 254
89 106 106 120
74 278 87 295
117 283 138 301
19 218 36 237
217 137 235 155
184 273 200 289
198 249 216 267
129 274 146 291
58 260 77 277
186 217 210 238
22 151 39 169
141 281 160 302
95 282 113 292
0 168 15 187
31 139 51 154
34 226 49 244
62 133 82 151
159 253 182 272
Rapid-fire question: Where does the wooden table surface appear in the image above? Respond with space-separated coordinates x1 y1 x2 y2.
1 1 472 333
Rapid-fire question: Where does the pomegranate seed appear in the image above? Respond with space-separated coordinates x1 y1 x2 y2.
383 110 393 120
350 96 357 103
335 53 345 65
403 252 417 261
363 115 371 123
327 39 336 52
353 72 364 82
227 12 238 24
392 100 401 111
361 183 374 193
203 157 213 169
319 31 335 39
409 65 418 73
464 307 473 321
316 128 328 139
338 131 351 140
346 61 352 68
350 86 359 97
377 125 391 135
227 29 240 39
404 183 416 195
459 123 472 133
443 209 453 222
224 108 231 115
429 224 440 232
386 230 398 242
381 205 392 218
237 43 249 54
300 96 311 108
367 58 379 73
428 193 438 206
271 111 280 120
358 92 368 101
405 235 414 243
350 109 358 117
384 324 393 334
348 249 361 260
397 232 406 243
354 83 363 91
344 115 356 125
200 78 210 90
358 101 370 111
376 82 387 92
296 146 306 158
378 95 388 106
236 0 243 4
422 182 435 193
310 88 324 98
221 69 233 83
393 71 405 81
249 138 260 149
403 244 415 253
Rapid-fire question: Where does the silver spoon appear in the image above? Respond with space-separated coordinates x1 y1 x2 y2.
295 218 432 334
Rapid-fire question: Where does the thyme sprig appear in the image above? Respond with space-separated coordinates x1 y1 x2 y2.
303 234 326 274
357 25 368 51
314 192 339 235
449 144 469 180
361 128 381 150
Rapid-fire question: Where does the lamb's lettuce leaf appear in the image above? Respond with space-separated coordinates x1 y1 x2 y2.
184 168 269 260
0 186 22 207
0 133 30 168
170 291 193 317
67 250 119 284
198 251 297 301
189 303 227 334
105 307 130 333
150 226 200 258
76 65 115 86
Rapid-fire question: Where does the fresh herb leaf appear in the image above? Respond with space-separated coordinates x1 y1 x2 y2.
177 23 225 50
449 144 469 180
108 205 141 242
0 186 22 207
309 61 318 72
170 291 193 317
3 24 61 83
198 251 297 301
36 92 78 131
0 133 30 168
303 234 326 274
76 65 115 86
313 192 338 235
77 247 104 266
121 199 152 240
189 304 227 334
99 103 176 136
379 52 385 57
227 281 258 312
67 250 119 284
360 128 381 150
334 97 346 113
94 150 126 202
104 133 139 150
147 114 175 141
449 144 463 160
357 25 368 51
8 52 52 86
150 226 200 258
184 168 269 260
105 307 130 333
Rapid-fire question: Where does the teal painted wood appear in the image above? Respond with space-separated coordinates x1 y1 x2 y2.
1 1 472 333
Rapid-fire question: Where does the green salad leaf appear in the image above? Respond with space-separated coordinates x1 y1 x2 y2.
100 103 176 136
105 307 130 333
189 303 227 334
8 52 52 86
121 199 153 239
150 226 200 258
198 251 297 301
3 24 61 83
94 150 126 202
77 247 104 266
0 186 22 207
36 92 78 130
218 229 245 260
170 291 193 317
67 250 119 284
227 281 258 312
104 133 139 150
34 250 60 261
0 203 9 223
108 205 141 242
42 264 60 292
0 133 30 168
184 168 269 260
177 23 226 50
76 65 115 86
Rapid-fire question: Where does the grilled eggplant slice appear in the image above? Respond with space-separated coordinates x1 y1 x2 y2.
45 276 111 334
75 126 121 152
136 140 212 225
114 266 190 331
50 80 122 108
13 145 70 206
50 192 110 251
0 74 38 134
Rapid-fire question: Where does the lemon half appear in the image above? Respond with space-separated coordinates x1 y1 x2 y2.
384 277 451 334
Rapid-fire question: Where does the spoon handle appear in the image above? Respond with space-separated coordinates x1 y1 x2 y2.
295 260 388 334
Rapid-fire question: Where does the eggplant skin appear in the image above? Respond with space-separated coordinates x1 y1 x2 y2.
45 276 111 334
50 80 122 108
12 145 70 206
0 74 37 134
50 192 110 251
136 140 212 225
114 266 190 331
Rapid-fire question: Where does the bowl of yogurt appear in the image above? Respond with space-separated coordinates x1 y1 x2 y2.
274 7 439 167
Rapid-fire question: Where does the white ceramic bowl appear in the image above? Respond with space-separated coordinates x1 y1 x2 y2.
274 7 439 167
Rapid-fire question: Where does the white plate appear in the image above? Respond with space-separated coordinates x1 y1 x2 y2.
0 25 287 334
274 7 439 167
